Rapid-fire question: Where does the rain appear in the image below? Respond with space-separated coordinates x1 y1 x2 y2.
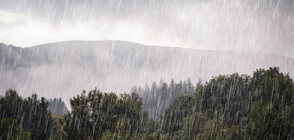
0 0 293 139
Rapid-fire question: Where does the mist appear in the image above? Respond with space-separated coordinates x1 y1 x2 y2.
0 0 293 57
1 0 294 139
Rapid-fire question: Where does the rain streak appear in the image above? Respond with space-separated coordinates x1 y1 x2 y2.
0 0 294 139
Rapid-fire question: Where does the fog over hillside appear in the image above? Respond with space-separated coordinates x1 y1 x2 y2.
0 40 293 105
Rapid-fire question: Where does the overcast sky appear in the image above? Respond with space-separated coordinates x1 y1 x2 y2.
0 0 293 56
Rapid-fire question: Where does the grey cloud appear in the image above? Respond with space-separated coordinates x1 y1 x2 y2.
0 0 293 57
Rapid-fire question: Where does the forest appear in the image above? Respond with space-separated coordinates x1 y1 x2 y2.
0 67 294 140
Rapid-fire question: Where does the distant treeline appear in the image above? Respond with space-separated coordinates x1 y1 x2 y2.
131 78 197 121
0 67 294 140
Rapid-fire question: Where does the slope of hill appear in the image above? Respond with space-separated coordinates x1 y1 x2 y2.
0 41 293 105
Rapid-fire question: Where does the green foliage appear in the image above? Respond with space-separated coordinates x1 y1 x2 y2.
64 88 157 139
0 118 31 140
1 67 293 140
160 67 294 139
0 90 57 140
194 73 251 126
100 130 113 140
178 110 215 139
196 118 222 140
161 95 195 134
100 120 127 140
247 103 294 140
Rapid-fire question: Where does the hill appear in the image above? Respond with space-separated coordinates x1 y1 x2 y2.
0 41 293 105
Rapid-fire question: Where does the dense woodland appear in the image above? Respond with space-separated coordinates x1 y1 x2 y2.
0 67 294 140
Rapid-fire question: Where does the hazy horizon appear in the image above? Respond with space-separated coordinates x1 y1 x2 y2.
0 1 294 139
1 40 293 103
0 0 293 57
1 0 294 105
1 40 294 60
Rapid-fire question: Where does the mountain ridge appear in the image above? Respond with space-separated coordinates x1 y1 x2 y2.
33 40 294 59
0 40 293 106
2 40 293 59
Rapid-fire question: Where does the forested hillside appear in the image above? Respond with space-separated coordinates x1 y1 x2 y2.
0 67 293 139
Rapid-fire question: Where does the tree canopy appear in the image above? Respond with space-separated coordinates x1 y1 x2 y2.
0 67 293 139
